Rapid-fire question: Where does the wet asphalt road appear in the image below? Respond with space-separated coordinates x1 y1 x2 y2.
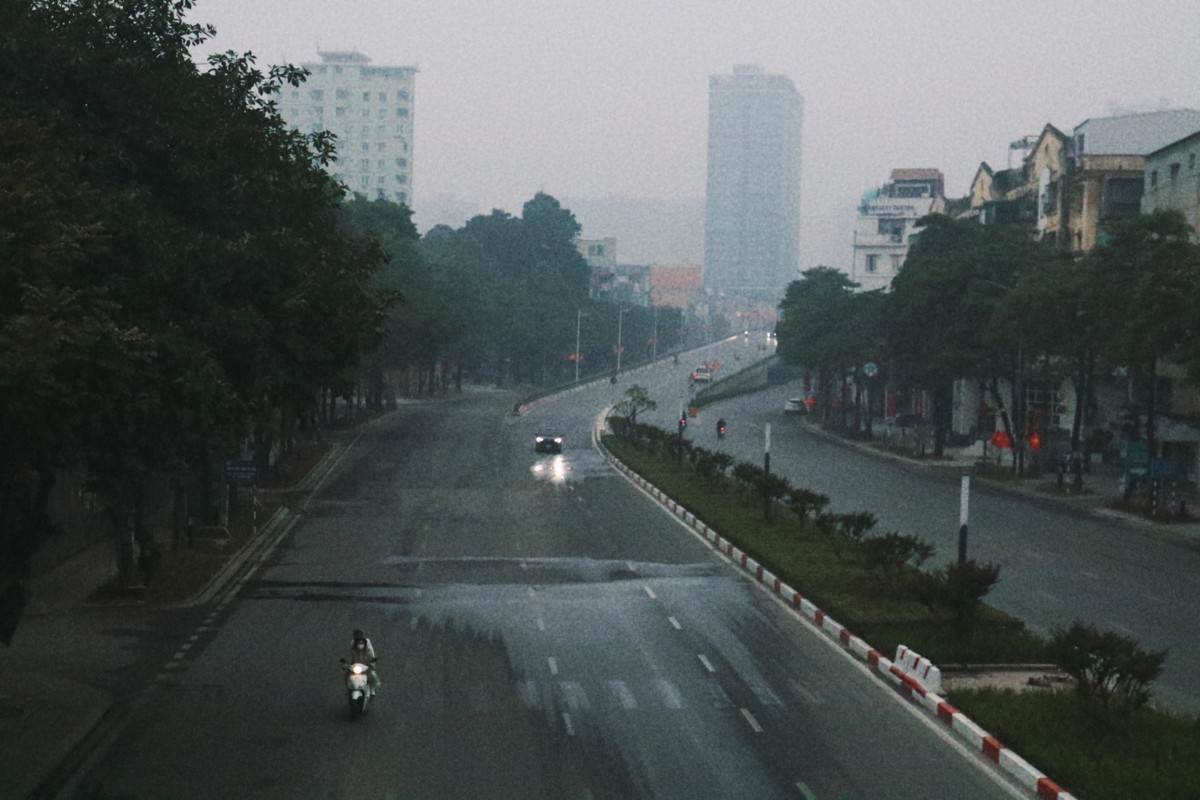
78 344 1023 799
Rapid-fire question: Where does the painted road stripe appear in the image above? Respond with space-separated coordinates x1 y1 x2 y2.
741 707 764 733
626 561 637 573
562 712 576 736
609 681 638 710
796 781 817 799
653 679 683 709
548 657 559 676
698 654 716 673
537 618 546 631
668 616 682 630
644 586 657 599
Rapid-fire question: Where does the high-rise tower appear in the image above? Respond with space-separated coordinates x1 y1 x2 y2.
704 65 803 301
279 51 417 205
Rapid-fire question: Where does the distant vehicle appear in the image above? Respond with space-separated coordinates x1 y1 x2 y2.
783 397 808 415
534 433 564 454
691 367 713 383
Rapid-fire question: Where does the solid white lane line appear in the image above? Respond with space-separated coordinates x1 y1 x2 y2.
537 618 546 631
740 707 764 733
562 712 575 736
548 657 558 676
668 616 682 630
644 586 657 599
796 781 817 800
698 654 716 673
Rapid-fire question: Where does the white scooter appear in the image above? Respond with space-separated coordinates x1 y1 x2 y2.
340 658 377 718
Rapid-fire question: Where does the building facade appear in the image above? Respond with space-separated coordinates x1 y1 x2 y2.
279 51 417 205
849 169 944 292
704 64 803 301
1141 129 1200 236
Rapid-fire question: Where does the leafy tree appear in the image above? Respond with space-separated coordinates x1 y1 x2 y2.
1084 211 1200 458
1049 620 1167 715
613 385 657 424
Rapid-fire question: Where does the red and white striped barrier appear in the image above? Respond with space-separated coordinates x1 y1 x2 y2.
602 448 1078 800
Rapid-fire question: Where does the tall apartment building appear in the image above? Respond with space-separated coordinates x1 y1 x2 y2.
849 169 944 292
279 51 416 205
704 64 803 301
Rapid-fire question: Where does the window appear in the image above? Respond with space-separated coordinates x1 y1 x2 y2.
376 143 385 152
335 107 345 117
377 176 386 186
377 159 385 169
336 89 349 100
396 107 409 118
395 158 408 168
1150 170 1159 188
396 90 409 101
310 89 323 100
363 91 371 101
313 106 324 117
1170 163 1181 181
395 174 407 184
395 191 407 204
378 108 387 118
877 218 904 242
378 92 387 101
865 254 879 273
890 254 903 272
360 159 369 170
1190 153 1196 171
362 143 370 152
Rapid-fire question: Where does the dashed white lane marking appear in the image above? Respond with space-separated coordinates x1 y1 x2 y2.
608 681 638 709
562 712 576 736
644 586 657 600
410 617 420 631
164 661 183 670
796 781 817 799
1109 620 1136 636
548 657 559 676
172 651 187 660
626 561 637 573
698 654 716 673
561 682 589 710
740 707 764 733
1146 593 1168 604
1082 570 1100 580
789 678 822 706
528 587 537 598
653 679 683 709
537 618 546 631
180 642 193 653
1036 589 1062 603
668 616 682 630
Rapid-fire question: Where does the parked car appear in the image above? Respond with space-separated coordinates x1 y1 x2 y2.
691 367 713 383
534 433 564 454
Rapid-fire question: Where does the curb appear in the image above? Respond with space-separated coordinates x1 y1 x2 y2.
597 438 1078 800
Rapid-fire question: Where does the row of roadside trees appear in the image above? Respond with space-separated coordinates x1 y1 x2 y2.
1 0 690 608
775 211 1200 483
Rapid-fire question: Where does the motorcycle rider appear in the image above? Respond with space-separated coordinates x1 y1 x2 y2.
345 628 380 693
716 417 727 437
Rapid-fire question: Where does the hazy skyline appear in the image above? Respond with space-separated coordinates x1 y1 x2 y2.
189 0 1200 270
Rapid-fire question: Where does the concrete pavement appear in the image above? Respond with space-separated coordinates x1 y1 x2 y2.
0 436 345 799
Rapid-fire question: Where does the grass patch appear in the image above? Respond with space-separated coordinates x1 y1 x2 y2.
604 433 1042 664
952 688 1200 800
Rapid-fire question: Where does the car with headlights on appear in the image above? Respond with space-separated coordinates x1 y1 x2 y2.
534 433 564 454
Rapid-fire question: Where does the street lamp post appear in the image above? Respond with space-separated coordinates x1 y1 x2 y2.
616 306 628 377
575 309 589 384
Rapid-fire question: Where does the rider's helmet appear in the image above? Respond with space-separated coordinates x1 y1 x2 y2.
353 629 366 646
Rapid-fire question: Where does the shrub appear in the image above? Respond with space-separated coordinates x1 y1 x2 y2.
913 558 1000 631
787 488 830 522
862 532 935 579
1048 620 1167 715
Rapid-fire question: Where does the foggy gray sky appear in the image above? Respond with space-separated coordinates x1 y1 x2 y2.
190 0 1200 270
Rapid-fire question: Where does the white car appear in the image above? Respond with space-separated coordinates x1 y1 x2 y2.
783 397 808 415
691 367 713 383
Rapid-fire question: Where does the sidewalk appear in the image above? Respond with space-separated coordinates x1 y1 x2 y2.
0 431 349 799
0 541 121 799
